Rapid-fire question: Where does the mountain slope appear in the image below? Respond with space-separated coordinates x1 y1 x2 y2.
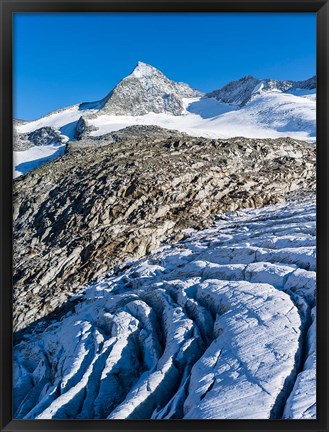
13 126 316 332
86 89 315 143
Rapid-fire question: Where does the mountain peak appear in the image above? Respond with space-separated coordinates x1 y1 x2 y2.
130 61 161 78
240 75 257 82
98 62 202 116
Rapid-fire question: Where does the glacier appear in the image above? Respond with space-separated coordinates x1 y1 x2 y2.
14 194 316 420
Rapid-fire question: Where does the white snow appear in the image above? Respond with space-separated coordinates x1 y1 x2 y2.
283 307 316 419
130 61 158 79
17 106 83 137
252 81 265 94
14 195 316 420
287 88 316 98
13 144 66 178
13 105 98 177
73 90 314 143
85 90 315 141
15 103 100 142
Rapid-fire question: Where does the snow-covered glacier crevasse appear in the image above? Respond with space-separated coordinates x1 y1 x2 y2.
13 195 316 419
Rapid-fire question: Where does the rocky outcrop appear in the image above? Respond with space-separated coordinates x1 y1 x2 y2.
13 126 315 331
13 126 66 151
13 130 32 151
27 127 65 146
73 116 97 140
292 76 316 90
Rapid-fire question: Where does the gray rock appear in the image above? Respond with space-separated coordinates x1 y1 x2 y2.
99 62 202 116
73 116 97 140
13 126 66 151
27 127 64 146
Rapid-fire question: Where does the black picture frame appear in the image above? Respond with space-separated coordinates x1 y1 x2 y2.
1 1 328 431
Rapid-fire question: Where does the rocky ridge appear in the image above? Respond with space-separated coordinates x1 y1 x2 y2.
206 75 316 107
13 126 316 332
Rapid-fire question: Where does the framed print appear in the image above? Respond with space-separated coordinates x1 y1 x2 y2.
1 1 328 431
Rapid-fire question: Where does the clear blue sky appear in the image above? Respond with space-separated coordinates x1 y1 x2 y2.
13 12 316 120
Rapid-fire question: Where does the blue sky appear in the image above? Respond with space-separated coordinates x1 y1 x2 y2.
13 12 316 120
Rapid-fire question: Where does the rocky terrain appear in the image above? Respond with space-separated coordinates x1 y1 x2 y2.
13 126 315 333
14 195 316 419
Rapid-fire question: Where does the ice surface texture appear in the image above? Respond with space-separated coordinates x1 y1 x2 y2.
14 196 316 419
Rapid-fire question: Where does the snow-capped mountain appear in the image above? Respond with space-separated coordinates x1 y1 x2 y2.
95 61 202 116
13 62 316 177
206 75 316 106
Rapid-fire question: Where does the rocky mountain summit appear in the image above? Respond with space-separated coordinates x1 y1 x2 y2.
94 62 202 116
206 75 316 107
13 126 315 332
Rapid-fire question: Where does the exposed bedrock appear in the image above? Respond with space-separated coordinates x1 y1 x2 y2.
13 126 315 331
